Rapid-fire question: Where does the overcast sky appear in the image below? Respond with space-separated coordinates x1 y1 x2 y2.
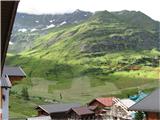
17 0 160 21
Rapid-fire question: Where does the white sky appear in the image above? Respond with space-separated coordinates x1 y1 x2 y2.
17 0 160 21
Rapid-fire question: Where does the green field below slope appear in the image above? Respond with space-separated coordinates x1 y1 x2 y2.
7 50 160 118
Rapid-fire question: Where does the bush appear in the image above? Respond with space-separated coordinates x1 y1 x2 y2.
21 87 29 100
134 111 144 120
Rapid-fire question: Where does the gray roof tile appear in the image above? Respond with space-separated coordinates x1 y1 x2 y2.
38 103 81 114
129 88 160 112
3 66 26 77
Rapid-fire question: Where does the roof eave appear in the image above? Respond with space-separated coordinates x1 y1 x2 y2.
1 1 19 71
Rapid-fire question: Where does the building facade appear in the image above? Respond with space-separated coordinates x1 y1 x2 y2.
129 88 160 120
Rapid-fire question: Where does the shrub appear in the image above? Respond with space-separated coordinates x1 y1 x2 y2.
21 87 29 100
134 111 144 120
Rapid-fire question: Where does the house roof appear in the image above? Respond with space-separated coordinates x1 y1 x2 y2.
37 103 81 114
129 91 148 102
0 75 12 88
1 1 19 71
89 97 115 107
120 99 135 108
70 106 94 116
3 66 26 77
129 88 160 112
88 105 97 111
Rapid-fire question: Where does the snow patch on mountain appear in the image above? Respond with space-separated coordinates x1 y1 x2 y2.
49 20 53 23
18 28 27 32
30 28 37 32
46 24 55 29
49 19 55 23
42 24 55 30
59 21 67 26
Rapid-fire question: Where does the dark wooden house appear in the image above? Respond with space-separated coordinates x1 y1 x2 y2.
129 88 160 120
1 66 26 120
3 66 26 83
36 103 81 119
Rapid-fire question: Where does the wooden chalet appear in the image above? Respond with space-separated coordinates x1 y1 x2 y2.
88 97 116 118
36 103 81 119
68 106 95 120
3 66 26 83
88 97 115 108
1 66 26 120
129 88 160 120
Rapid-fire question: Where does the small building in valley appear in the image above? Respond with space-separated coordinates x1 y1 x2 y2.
68 106 95 119
36 103 81 119
129 91 148 102
88 97 115 108
3 66 26 83
129 88 160 120
88 97 135 120
1 66 26 120
88 97 116 118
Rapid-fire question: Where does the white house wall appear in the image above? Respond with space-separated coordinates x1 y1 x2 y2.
2 88 10 120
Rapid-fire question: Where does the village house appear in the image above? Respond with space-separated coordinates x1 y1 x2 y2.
1 66 26 120
3 66 26 83
129 88 160 120
88 97 135 120
67 106 95 120
88 97 116 118
36 103 81 119
1 76 11 120
104 98 135 120
129 90 148 102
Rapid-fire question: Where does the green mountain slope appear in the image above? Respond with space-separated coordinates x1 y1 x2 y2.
6 10 160 117
112 10 159 31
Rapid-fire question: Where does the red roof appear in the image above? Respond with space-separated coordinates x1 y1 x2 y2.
90 97 115 107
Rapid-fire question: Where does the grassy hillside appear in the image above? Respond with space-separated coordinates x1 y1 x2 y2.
6 10 160 118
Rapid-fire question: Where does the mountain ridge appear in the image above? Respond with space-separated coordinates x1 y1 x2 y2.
10 10 160 53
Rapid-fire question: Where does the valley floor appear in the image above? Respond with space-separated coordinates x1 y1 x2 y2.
9 74 159 118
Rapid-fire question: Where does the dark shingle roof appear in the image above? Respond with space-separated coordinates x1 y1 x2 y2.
3 66 26 77
88 105 97 111
38 103 81 114
71 106 94 116
129 88 160 112
1 75 12 88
